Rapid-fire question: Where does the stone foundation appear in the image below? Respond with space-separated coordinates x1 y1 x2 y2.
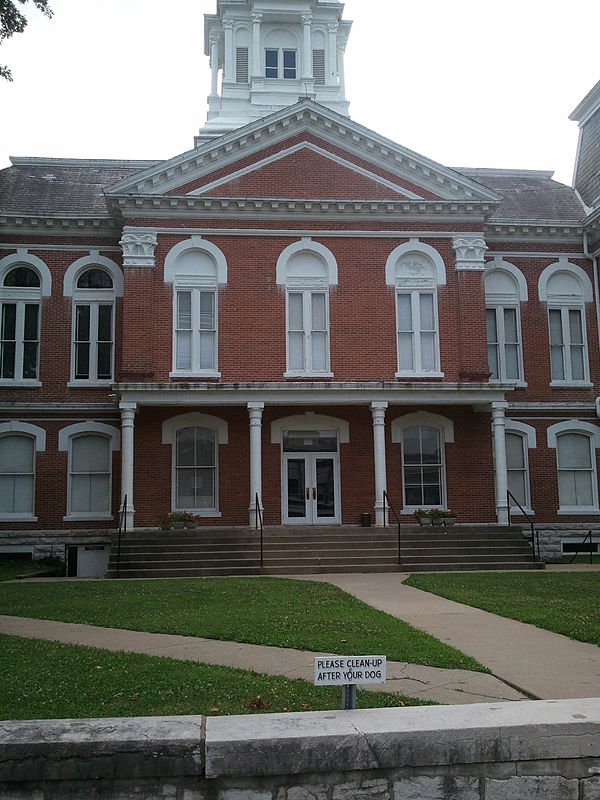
0 529 113 562
3 700 600 798
521 523 600 561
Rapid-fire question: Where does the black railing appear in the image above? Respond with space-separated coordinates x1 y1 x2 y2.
255 493 264 568
507 490 539 561
568 529 594 565
116 494 127 575
382 490 401 565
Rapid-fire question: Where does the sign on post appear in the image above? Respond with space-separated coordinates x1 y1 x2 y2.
314 656 386 709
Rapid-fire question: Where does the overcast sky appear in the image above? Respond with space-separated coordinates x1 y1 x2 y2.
0 0 598 186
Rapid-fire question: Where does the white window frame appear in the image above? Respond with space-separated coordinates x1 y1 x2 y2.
265 47 297 79
162 413 228 518
395 288 440 376
484 260 527 386
0 421 46 522
504 421 536 516
547 420 600 515
285 283 332 377
58 422 120 522
538 259 593 388
171 280 220 378
0 251 51 387
63 253 123 388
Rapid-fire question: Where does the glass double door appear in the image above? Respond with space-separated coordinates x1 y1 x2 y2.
282 429 340 525
284 453 340 525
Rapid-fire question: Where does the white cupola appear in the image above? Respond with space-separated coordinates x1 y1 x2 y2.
197 0 352 143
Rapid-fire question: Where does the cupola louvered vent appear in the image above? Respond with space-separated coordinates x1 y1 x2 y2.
313 49 325 85
236 47 249 83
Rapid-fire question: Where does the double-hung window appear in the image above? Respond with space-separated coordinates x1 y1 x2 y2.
548 306 587 383
556 432 597 512
506 431 530 512
71 268 115 384
287 288 329 375
0 434 35 518
484 263 525 384
0 267 41 385
173 285 218 376
402 425 445 508
396 290 438 375
175 426 217 511
265 48 296 79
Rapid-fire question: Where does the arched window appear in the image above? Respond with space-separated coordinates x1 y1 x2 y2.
0 422 45 520
539 261 593 386
0 253 50 385
386 241 446 377
59 422 120 520
547 421 600 514
484 261 527 384
64 253 122 385
162 412 228 516
504 421 536 514
277 239 337 378
164 237 228 378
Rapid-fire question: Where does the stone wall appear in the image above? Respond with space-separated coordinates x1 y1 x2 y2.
524 523 600 561
0 529 112 562
3 700 600 799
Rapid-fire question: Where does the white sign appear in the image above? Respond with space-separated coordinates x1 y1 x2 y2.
314 656 387 686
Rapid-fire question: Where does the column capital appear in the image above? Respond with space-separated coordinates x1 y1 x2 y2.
247 401 265 411
222 16 234 29
371 402 388 426
120 232 157 268
301 13 313 25
250 11 263 23
327 22 338 33
453 235 488 271
119 401 137 414
209 32 222 47
491 401 509 417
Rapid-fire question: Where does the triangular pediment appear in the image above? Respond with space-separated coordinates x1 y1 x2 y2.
105 100 502 205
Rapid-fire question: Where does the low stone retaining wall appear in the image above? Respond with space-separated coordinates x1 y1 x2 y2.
3 699 600 798
532 523 600 561
0 529 112 562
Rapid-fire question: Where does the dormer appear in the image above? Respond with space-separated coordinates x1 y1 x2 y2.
198 0 352 143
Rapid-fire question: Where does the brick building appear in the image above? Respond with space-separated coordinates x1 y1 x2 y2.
1 0 599 568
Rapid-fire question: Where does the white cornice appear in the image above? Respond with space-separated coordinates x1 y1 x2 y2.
0 213 119 237
569 79 600 127
104 100 502 205
9 156 160 170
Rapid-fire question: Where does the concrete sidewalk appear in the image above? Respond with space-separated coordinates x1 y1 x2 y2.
0 614 525 706
305 573 600 701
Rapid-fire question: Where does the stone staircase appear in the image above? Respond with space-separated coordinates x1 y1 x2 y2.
106 524 543 578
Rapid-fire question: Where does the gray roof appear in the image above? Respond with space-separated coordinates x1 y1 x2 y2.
457 168 586 223
0 158 587 225
0 158 159 216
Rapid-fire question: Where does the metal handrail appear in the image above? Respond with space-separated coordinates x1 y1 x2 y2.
507 490 539 561
116 494 127 575
255 493 264 568
382 490 401 565
568 529 594 565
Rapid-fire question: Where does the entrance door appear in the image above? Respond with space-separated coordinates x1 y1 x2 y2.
282 430 340 525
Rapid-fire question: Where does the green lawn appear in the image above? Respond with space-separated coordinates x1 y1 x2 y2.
405 572 600 646
0 634 427 720
0 576 484 671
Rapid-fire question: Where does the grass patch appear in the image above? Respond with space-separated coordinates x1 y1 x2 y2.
405 572 600 646
548 554 600 564
0 634 430 720
0 576 484 671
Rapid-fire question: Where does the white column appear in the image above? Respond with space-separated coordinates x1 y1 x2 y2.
301 13 313 79
327 23 338 85
337 39 346 99
210 34 221 96
371 402 388 526
120 401 137 531
223 17 234 82
492 402 509 525
251 12 262 77
248 402 264 526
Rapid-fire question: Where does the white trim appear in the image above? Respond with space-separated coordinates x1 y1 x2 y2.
276 238 338 286
161 412 229 445
0 421 46 451
538 259 594 302
58 421 121 452
390 411 455 443
271 413 350 445
485 258 528 301
187 142 424 200
163 236 228 285
547 420 600 449
505 420 537 449
385 240 447 287
63 252 123 298
0 250 52 296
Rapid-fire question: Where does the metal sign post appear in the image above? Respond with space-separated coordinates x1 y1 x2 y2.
314 656 386 710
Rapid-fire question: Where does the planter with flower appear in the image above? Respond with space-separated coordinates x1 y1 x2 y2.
413 509 431 527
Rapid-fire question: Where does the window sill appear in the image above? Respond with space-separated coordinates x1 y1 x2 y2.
169 371 222 379
490 380 528 389
510 508 534 517
67 381 113 388
175 510 222 518
550 381 593 389
395 371 445 379
284 371 334 379
401 506 447 515
0 515 37 522
63 514 114 522
557 508 600 516
0 380 41 388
